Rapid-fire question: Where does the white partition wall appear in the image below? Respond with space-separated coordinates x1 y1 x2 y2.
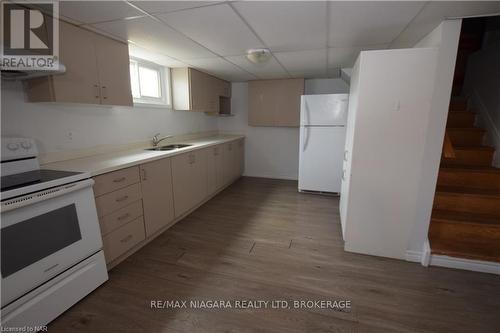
342 48 439 259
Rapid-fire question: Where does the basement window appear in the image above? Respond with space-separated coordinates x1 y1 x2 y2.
129 58 171 107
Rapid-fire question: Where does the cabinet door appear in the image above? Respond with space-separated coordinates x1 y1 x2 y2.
207 147 217 195
248 79 304 127
215 145 225 189
51 21 100 104
223 142 237 185
274 78 304 127
94 34 133 106
207 145 224 195
190 68 209 111
172 150 208 217
236 139 245 177
140 158 175 237
248 80 275 126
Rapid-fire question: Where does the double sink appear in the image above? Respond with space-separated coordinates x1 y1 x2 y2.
145 144 192 151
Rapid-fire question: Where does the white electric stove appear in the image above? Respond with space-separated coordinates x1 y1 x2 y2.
1 137 108 329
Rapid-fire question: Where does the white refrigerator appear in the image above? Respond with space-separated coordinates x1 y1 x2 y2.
298 94 348 193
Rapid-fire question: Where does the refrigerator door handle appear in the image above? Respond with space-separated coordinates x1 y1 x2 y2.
302 126 310 152
304 99 311 125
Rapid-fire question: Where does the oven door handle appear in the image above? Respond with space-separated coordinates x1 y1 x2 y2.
1 178 95 213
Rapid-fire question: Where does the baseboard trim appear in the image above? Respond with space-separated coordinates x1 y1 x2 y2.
243 173 298 181
405 250 422 263
429 255 500 275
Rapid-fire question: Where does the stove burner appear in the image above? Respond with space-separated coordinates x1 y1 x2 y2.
1 170 83 192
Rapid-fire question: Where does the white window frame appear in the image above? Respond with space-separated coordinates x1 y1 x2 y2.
129 57 172 108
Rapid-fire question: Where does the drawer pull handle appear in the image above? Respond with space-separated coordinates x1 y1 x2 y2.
120 234 133 243
117 213 130 221
116 195 129 202
113 177 126 183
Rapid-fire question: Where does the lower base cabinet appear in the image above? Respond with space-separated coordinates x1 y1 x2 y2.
223 139 245 185
102 217 145 263
207 144 225 195
140 158 175 237
171 149 208 218
94 138 244 266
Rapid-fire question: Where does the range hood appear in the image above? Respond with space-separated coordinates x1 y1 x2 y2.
1 64 66 80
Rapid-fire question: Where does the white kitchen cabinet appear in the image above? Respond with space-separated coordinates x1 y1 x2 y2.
171 149 208 217
140 158 175 236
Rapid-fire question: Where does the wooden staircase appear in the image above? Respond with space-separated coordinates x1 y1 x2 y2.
429 97 500 262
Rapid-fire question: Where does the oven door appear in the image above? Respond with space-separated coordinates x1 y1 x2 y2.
1 179 102 308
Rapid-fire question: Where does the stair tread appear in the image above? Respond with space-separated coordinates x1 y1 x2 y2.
440 165 500 173
448 111 475 114
430 237 500 263
447 127 485 132
432 209 500 226
436 185 500 196
453 145 495 151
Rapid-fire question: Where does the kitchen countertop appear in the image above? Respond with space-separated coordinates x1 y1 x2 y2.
42 134 245 177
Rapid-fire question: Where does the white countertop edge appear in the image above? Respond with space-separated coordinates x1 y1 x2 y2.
42 135 245 177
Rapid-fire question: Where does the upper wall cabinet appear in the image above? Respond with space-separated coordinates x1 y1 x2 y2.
248 78 304 127
25 21 133 106
171 67 231 113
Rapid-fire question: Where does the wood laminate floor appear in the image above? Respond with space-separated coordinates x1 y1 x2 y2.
50 177 500 333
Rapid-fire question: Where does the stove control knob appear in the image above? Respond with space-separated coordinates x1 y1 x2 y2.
7 143 19 151
21 141 32 149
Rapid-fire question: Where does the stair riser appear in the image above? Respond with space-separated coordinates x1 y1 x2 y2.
447 130 484 146
434 193 500 215
430 220 500 243
438 170 500 190
446 113 476 127
449 99 468 111
442 149 494 167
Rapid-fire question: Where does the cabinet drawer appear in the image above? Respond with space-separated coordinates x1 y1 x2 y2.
99 200 143 236
103 217 145 263
95 183 142 217
93 167 140 196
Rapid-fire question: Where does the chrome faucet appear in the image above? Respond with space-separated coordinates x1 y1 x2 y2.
152 133 173 147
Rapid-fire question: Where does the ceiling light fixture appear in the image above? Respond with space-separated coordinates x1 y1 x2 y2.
246 48 271 64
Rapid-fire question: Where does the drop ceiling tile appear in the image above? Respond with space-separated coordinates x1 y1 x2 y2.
327 45 388 68
186 57 257 82
233 1 328 52
157 4 264 56
130 1 219 14
60 1 145 25
328 1 426 47
224 55 289 79
391 1 500 47
90 17 215 60
128 44 186 68
274 49 327 74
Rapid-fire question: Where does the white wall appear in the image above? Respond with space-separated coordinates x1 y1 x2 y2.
463 41 500 167
343 48 439 260
1 80 218 160
305 78 349 94
408 20 462 256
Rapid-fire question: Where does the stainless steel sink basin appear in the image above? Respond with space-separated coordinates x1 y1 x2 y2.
145 144 192 151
